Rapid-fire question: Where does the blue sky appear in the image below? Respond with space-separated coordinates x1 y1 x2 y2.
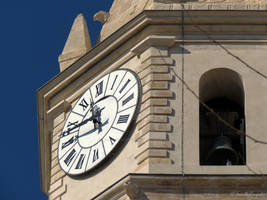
0 1 113 199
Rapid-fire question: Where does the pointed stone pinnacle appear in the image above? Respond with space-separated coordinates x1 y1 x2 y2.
58 13 92 72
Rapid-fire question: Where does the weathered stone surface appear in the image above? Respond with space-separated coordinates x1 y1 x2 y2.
137 149 168 164
137 132 168 146
136 140 173 158
51 164 61 177
139 65 169 79
99 0 267 41
49 184 66 200
58 14 92 71
50 170 65 185
49 179 63 194
137 115 168 130
140 47 169 63
138 106 172 123
141 74 173 86
143 81 169 94
51 158 58 169
140 98 168 112
142 90 173 102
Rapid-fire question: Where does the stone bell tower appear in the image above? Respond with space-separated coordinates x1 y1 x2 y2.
37 0 267 199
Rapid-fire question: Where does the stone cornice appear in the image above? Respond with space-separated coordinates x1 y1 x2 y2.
92 173 267 199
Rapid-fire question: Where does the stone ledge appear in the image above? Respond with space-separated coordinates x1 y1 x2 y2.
137 106 172 123
139 65 169 79
52 123 64 137
50 169 66 185
142 74 173 87
140 47 169 63
154 2 267 11
51 158 58 169
49 179 63 195
140 98 168 112
137 149 168 164
131 35 176 56
51 140 59 152
143 80 169 94
136 140 173 159
51 164 61 177
136 132 168 146
142 90 173 102
141 57 174 68
137 115 168 130
141 123 172 134
92 174 267 200
51 149 58 161
49 184 66 200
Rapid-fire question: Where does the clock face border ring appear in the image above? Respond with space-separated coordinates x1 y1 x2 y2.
57 68 142 176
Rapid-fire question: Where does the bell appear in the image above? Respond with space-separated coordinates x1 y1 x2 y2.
207 136 239 165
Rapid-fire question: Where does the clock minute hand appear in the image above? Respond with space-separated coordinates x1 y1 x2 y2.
60 105 105 138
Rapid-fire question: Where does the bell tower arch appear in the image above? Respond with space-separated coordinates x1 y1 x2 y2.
199 68 246 165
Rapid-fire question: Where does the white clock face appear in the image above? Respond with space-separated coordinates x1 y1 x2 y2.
58 69 140 175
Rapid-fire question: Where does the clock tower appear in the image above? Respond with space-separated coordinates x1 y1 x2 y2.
37 0 267 199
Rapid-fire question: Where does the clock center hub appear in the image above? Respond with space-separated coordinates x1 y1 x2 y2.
78 96 118 148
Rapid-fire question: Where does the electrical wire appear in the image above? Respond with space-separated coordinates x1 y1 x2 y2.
181 4 186 200
183 9 267 80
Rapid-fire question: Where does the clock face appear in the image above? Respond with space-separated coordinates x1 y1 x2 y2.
58 69 140 175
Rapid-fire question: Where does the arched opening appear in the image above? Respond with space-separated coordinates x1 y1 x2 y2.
199 68 246 165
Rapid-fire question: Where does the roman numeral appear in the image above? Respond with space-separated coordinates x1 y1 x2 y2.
117 114 130 124
119 79 130 94
111 75 118 90
62 136 77 149
95 81 103 97
64 149 76 166
109 136 116 145
67 121 78 128
61 121 79 137
75 154 85 169
92 149 99 163
79 98 89 111
122 93 134 106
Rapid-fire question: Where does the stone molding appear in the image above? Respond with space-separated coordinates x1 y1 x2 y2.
132 37 174 168
100 0 267 41
92 174 267 200
48 107 67 200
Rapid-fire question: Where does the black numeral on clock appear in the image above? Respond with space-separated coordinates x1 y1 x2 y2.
92 149 99 163
64 149 77 166
119 79 130 94
117 114 130 124
122 93 134 106
111 75 118 90
67 121 78 128
79 98 89 111
62 136 77 149
95 81 103 97
75 154 85 169
109 136 116 145
61 121 79 137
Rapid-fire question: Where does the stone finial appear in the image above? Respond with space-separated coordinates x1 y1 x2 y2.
94 11 110 24
58 14 92 72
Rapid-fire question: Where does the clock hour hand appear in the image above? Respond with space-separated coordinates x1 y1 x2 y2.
78 118 109 139
60 106 105 138
60 115 96 138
